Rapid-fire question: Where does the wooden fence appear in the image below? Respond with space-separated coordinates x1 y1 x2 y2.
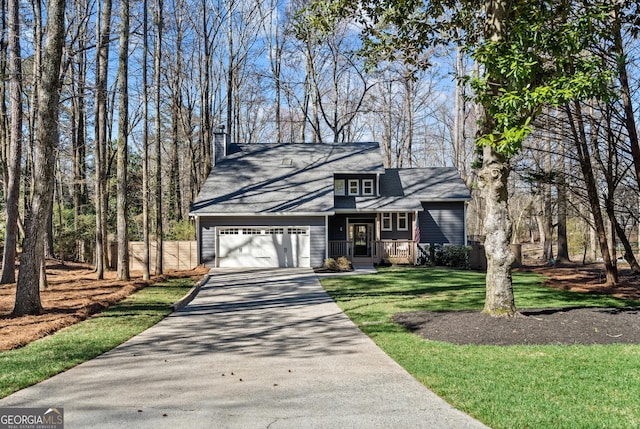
111 241 198 271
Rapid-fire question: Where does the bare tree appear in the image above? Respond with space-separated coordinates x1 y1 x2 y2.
258 0 283 142
556 144 570 262
167 0 184 222
70 0 90 261
0 0 8 206
154 0 164 274
94 0 112 279
141 0 151 280
611 4 640 192
1 0 24 284
116 0 131 281
565 101 618 286
13 0 65 316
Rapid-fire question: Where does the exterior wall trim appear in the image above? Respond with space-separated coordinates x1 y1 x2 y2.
191 211 333 217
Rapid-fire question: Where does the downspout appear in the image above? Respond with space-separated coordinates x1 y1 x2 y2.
325 215 329 263
195 216 201 265
464 202 468 246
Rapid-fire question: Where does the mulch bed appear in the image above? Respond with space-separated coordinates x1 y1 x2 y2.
0 261 209 352
393 262 640 346
393 307 640 346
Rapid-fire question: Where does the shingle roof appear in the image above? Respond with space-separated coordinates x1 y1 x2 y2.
189 142 384 216
190 143 470 216
333 168 470 213
395 168 472 201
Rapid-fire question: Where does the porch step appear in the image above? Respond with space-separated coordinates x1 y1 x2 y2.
351 263 376 274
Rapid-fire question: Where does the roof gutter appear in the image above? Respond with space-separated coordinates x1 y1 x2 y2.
189 211 335 218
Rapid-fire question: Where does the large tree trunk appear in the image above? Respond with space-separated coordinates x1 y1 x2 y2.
478 0 517 317
154 0 164 275
23 0 42 251
170 86 182 221
141 0 150 280
73 22 88 260
200 0 212 176
1 0 23 285
13 0 65 316
0 0 8 204
479 143 517 317
94 0 112 279
116 0 130 281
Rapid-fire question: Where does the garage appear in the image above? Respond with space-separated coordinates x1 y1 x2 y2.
216 226 310 268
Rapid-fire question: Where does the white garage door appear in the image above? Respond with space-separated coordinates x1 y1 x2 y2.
217 227 310 268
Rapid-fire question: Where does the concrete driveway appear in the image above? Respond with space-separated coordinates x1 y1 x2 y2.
0 268 489 428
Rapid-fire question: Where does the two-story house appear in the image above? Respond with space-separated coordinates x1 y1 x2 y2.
189 131 471 268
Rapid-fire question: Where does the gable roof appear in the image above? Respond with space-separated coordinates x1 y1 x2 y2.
190 142 471 217
395 168 472 201
333 168 471 212
190 142 384 216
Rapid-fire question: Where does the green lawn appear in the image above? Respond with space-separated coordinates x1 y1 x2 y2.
0 277 196 399
320 267 640 429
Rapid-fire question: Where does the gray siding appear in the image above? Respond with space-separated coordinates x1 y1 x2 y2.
380 213 414 240
200 224 217 265
418 202 466 245
198 216 326 267
328 214 349 240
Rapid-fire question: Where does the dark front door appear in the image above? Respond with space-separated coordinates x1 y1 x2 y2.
351 224 372 257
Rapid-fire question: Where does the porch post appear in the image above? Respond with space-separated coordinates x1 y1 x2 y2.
413 211 420 264
375 213 381 262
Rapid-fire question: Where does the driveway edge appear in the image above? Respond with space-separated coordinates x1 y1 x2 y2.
170 271 211 312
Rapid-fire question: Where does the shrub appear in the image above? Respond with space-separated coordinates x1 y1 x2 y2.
323 258 339 270
166 219 196 240
336 256 352 271
438 245 471 269
419 244 471 269
323 257 352 272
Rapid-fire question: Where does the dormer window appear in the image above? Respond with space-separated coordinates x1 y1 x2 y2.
334 179 345 196
348 179 360 196
362 179 374 196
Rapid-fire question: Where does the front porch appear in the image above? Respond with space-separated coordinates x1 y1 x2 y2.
328 240 416 265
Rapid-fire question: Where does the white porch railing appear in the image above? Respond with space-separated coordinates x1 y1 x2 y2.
329 240 415 264
329 241 351 259
376 240 414 264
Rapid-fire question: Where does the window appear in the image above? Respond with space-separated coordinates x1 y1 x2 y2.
288 227 309 235
381 213 392 231
219 228 240 235
348 179 360 195
243 228 262 235
334 179 345 196
362 179 374 196
397 213 408 231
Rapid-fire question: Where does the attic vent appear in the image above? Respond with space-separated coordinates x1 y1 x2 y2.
281 158 293 167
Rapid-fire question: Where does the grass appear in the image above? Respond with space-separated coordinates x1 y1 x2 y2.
0 277 196 399
320 267 640 429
